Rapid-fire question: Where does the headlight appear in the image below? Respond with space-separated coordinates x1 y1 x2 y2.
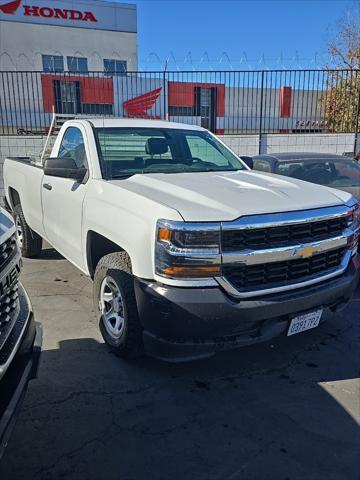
346 201 360 254
346 199 360 230
351 203 360 231
155 220 221 279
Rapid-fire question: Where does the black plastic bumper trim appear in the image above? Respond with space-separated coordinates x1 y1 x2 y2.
136 258 359 362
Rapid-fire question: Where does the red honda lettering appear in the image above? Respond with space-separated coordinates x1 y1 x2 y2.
53 8 67 19
22 4 98 22
83 11 97 22
23 5 40 16
39 7 54 18
69 9 83 20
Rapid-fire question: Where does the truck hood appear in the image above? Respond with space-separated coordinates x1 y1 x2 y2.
332 185 360 202
110 171 353 222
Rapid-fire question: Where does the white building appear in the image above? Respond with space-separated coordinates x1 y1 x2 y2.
0 0 138 71
0 0 137 132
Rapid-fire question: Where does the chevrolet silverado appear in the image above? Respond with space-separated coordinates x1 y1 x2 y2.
3 119 359 361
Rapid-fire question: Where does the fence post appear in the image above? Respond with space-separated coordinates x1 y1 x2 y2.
163 71 167 120
354 79 360 156
258 71 265 154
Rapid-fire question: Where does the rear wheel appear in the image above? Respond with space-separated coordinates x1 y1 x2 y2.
13 204 42 258
93 252 143 359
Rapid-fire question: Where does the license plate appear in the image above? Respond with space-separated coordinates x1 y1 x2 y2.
287 309 323 336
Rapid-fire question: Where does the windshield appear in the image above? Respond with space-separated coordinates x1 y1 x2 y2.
95 127 245 179
276 159 360 187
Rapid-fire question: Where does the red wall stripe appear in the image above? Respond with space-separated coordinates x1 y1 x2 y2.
168 82 225 116
280 86 292 118
41 74 114 113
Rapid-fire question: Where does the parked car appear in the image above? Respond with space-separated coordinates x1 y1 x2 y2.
250 152 360 200
0 207 42 459
3 120 360 362
342 151 360 161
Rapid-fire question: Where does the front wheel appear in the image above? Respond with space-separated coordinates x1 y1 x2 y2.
93 252 144 359
13 204 42 258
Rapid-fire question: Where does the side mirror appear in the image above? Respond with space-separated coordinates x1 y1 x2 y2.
241 156 254 169
44 158 87 182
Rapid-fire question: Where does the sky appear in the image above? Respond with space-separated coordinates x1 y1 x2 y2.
116 0 355 70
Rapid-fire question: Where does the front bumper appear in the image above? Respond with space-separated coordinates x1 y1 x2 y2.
135 257 359 362
0 284 42 459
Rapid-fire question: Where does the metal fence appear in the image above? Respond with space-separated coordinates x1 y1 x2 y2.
0 69 359 139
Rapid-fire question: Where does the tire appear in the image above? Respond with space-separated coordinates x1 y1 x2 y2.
93 251 144 359
13 204 42 258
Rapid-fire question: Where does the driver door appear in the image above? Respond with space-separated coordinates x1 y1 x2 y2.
42 126 89 271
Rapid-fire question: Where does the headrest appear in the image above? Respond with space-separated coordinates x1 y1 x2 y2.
145 137 168 155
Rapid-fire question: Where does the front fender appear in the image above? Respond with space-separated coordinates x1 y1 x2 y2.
82 180 182 278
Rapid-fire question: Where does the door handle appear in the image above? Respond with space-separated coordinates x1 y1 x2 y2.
43 183 52 191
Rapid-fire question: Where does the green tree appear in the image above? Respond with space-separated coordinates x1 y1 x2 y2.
324 3 360 133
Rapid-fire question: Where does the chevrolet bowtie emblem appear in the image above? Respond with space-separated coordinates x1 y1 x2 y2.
293 244 320 259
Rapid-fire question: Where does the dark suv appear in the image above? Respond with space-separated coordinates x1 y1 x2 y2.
0 206 42 459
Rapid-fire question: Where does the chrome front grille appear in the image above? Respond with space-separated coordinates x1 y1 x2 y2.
223 247 346 291
222 217 347 251
218 204 355 298
0 234 17 271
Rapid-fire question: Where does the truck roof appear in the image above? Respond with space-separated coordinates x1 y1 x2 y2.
82 118 206 131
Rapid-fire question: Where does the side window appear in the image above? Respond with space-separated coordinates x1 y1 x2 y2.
333 161 360 181
59 127 88 169
254 160 271 172
187 135 229 166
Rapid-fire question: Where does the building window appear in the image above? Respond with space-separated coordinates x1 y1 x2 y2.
81 104 113 115
104 59 127 77
42 55 64 73
67 56 88 74
168 106 194 116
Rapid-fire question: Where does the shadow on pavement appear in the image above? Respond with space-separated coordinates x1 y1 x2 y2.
0 296 359 480
38 247 64 261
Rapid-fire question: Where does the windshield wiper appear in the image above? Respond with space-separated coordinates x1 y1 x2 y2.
110 173 137 179
192 167 240 173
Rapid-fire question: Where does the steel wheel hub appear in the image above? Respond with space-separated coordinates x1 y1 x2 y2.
99 276 125 339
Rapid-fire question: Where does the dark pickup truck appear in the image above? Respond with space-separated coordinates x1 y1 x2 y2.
0 206 42 459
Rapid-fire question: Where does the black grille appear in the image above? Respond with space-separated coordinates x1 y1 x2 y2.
223 247 346 291
0 234 17 270
0 282 20 352
0 284 19 329
222 217 347 251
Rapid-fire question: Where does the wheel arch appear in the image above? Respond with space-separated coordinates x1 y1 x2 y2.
8 187 21 209
86 230 130 279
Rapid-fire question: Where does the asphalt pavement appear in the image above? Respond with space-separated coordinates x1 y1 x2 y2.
0 245 359 480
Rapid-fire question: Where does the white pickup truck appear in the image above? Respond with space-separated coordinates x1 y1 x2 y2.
3 119 360 361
